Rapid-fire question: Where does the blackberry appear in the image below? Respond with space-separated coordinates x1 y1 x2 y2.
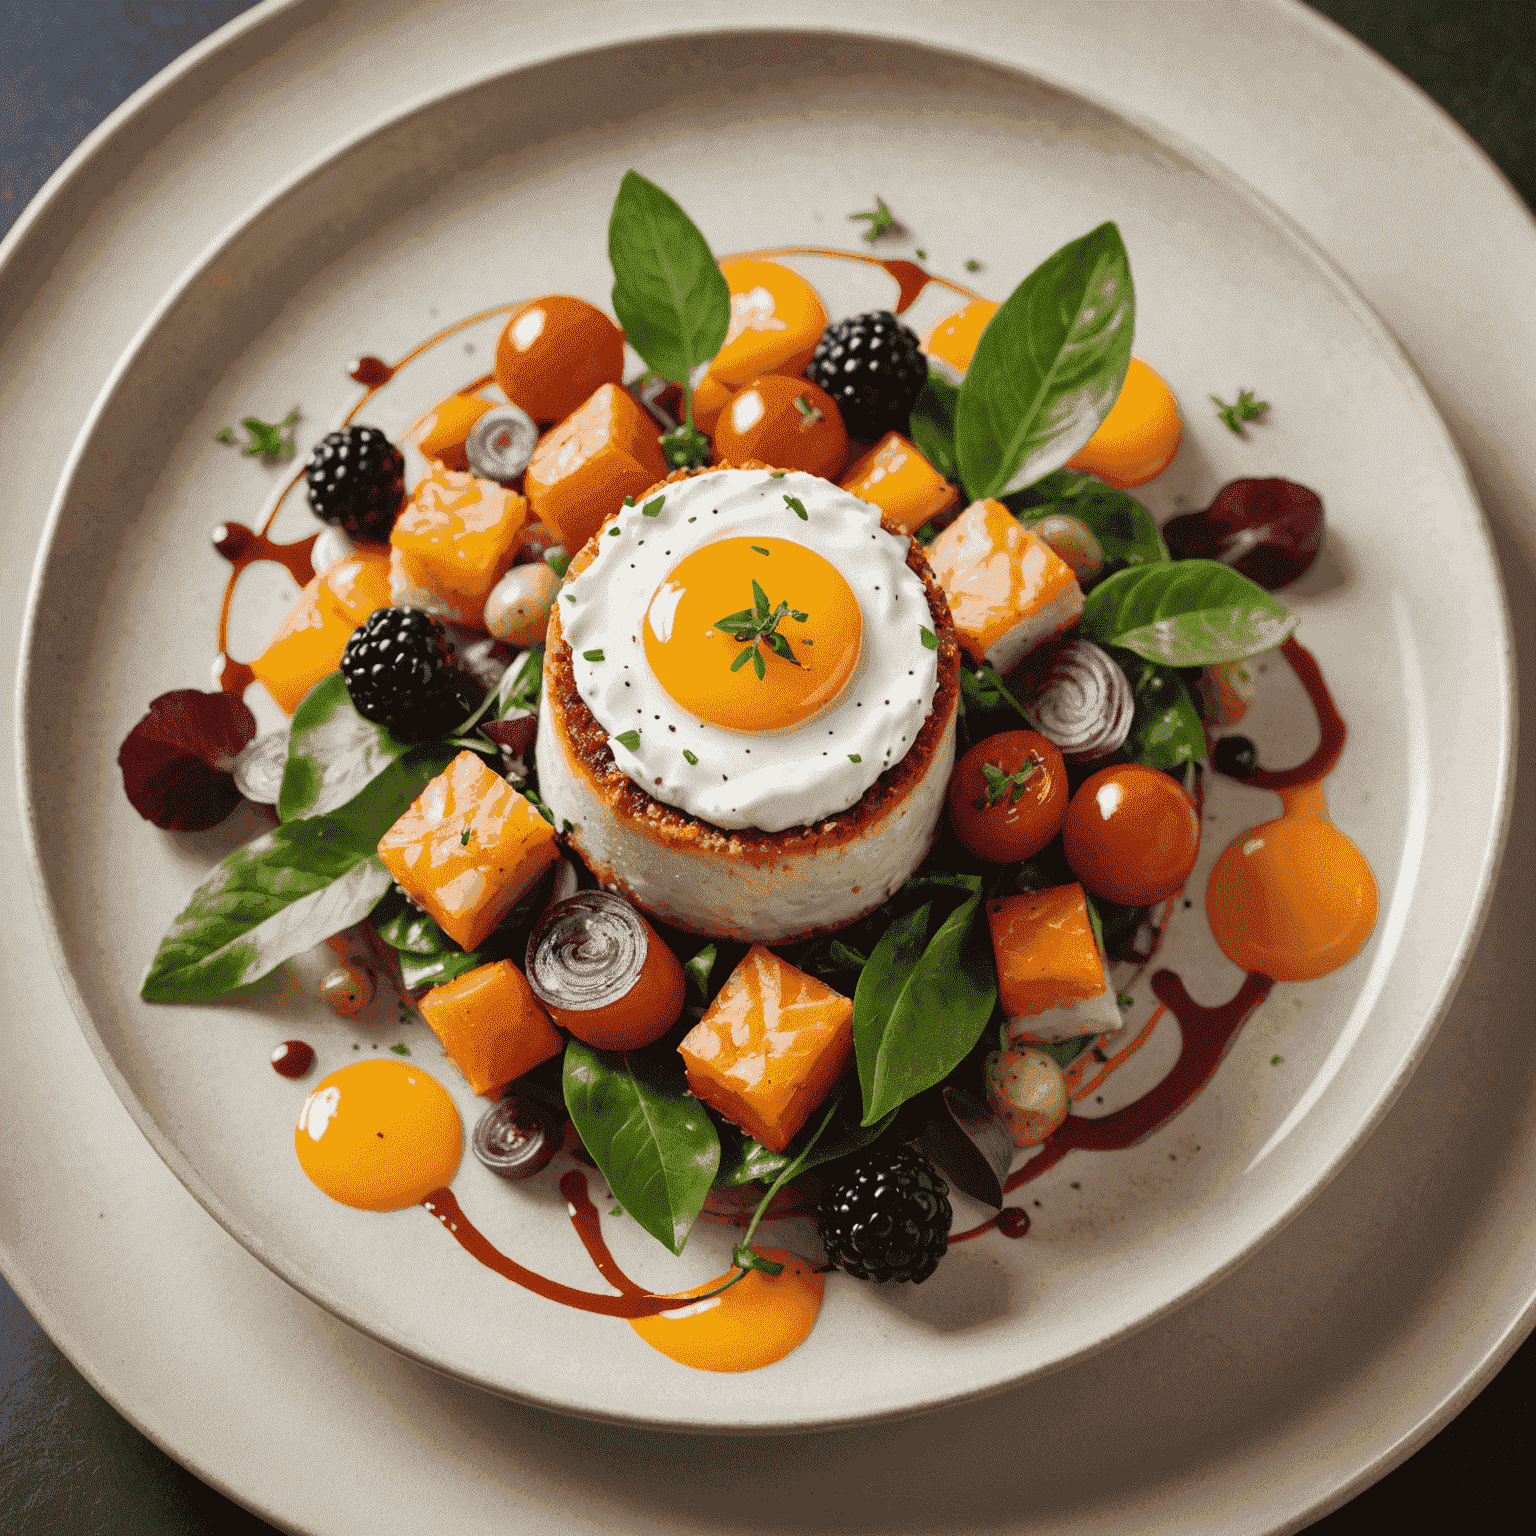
306 425 405 542
340 608 468 740
815 1144 952 1284
805 311 927 440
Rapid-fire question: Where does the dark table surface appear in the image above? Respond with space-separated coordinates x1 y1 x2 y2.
3 2 1534 1532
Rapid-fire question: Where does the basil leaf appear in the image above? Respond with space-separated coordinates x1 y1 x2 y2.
853 891 998 1125
563 1040 720 1255
1082 560 1295 666
142 747 455 1001
908 369 960 482
278 672 410 821
955 223 1134 499
491 645 543 718
1013 482 1166 585
609 171 730 389
716 1089 896 1187
1117 650 1207 774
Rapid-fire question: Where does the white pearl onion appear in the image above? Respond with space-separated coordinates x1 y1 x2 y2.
484 561 561 644
984 1048 1070 1147
1031 513 1104 585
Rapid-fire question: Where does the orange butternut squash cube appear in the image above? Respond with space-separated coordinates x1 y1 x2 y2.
390 461 528 616
249 551 392 715
377 751 559 953
840 432 961 534
925 499 1083 672
413 392 497 473
524 383 668 553
418 959 563 1097
986 884 1120 1045
678 944 853 1154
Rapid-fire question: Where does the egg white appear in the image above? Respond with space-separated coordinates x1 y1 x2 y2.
557 468 940 833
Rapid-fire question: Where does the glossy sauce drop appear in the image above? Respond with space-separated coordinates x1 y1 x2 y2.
271 1039 315 1079
1206 637 1378 980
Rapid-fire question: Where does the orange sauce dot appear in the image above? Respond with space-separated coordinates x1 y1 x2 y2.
1205 784 1378 981
1067 357 1183 489
644 536 862 731
295 1059 463 1212
628 1248 825 1372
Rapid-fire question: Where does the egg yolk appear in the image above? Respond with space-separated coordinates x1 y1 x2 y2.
644 536 862 732
295 1058 463 1212
1205 784 1378 981
629 1248 824 1372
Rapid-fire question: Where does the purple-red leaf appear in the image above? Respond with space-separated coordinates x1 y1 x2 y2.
118 689 257 830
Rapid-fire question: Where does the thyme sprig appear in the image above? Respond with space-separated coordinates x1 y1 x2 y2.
716 580 808 681
974 756 1042 810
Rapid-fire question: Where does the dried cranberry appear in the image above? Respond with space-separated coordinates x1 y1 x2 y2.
117 689 256 830
1162 478 1324 590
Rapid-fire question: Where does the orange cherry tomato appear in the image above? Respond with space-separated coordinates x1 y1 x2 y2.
1062 763 1199 906
493 296 625 425
947 731 1068 862
711 375 849 479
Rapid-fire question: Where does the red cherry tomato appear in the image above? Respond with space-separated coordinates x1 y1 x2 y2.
947 731 1068 862
1062 764 1200 906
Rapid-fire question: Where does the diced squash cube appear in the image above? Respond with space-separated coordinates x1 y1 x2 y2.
925 499 1083 671
248 551 392 715
413 392 497 473
987 885 1120 1045
418 959 563 1097
678 944 853 1154
839 432 961 534
524 383 668 553
390 461 528 618
377 751 558 953
388 546 479 628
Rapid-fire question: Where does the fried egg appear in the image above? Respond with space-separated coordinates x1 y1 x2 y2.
556 468 940 832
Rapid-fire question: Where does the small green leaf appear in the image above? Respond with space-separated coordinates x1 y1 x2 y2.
641 495 666 517
955 223 1134 499
614 730 641 750
784 495 808 520
920 626 938 650
1081 560 1296 666
909 369 960 482
608 171 730 389
682 748 698 766
751 544 770 556
849 195 895 242
563 1041 720 1254
583 649 605 662
729 647 755 674
1212 388 1269 435
751 647 765 680
848 753 861 763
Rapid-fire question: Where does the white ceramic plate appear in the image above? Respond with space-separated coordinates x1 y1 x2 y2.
14 19 1511 1434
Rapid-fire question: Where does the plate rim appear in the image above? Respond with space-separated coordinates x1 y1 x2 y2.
9 2 1520 1440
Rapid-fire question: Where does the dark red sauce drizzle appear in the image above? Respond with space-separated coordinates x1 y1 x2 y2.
949 1206 1031 1245
1232 636 1346 790
419 1173 704 1318
348 355 395 388
213 520 318 697
270 1039 315 1078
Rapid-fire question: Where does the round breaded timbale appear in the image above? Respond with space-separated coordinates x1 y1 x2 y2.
535 464 960 943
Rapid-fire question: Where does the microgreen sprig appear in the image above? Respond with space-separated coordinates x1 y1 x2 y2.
215 408 299 462
849 195 896 244
716 580 808 681
1211 388 1269 435
973 756 1041 810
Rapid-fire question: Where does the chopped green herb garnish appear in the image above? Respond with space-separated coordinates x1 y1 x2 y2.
615 730 641 750
214 427 234 443
1212 388 1269 435
751 544 770 556
1117 993 1134 1008
848 754 862 763
217 408 300 461
915 249 927 260
561 819 577 836
641 495 666 517
849 195 895 243
545 548 569 578
607 526 620 536
390 1043 410 1056
965 258 980 272
717 579 807 680
770 469 787 479
793 394 823 425
784 494 808 520
973 757 1041 809
583 649 605 662
623 496 636 506
460 828 472 846
1271 1054 1284 1065
920 626 938 650
564 592 576 602
682 749 698 766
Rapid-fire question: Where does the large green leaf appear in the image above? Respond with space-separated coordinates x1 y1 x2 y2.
954 223 1134 499
852 885 997 1125
1116 649 1208 774
278 672 411 821
563 1040 720 1255
609 171 731 390
142 747 455 1001
908 369 961 484
1012 479 1167 586
1082 560 1296 666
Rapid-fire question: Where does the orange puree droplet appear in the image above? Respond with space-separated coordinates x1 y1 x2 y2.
629 1248 825 1372
295 1059 463 1211
645 537 861 731
1205 783 1378 982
